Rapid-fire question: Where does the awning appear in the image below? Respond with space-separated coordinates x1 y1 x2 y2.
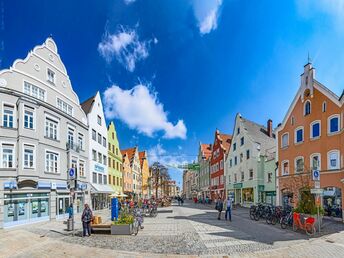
37 181 51 189
91 184 114 194
3 181 17 190
56 182 68 189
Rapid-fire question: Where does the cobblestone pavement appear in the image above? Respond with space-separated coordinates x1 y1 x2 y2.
1 201 344 257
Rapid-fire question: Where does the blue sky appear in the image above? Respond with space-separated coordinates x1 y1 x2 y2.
2 0 344 187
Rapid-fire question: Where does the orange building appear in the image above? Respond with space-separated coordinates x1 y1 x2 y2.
139 151 150 198
121 150 133 197
277 62 344 220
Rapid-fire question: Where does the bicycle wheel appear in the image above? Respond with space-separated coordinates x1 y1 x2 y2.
305 223 316 236
254 212 260 221
292 222 298 232
271 215 277 225
133 220 139 235
249 211 255 220
280 218 287 229
266 215 272 224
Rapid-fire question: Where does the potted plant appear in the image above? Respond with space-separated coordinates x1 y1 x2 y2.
111 212 134 235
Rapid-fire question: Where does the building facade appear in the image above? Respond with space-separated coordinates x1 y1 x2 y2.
225 114 276 207
107 121 123 195
198 143 212 199
0 38 89 228
276 63 344 220
81 92 112 210
121 152 133 197
139 151 149 199
210 130 232 200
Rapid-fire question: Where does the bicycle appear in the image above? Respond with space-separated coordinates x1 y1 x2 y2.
292 212 316 236
280 209 293 229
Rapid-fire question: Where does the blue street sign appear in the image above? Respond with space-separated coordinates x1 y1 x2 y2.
69 168 75 177
312 170 320 181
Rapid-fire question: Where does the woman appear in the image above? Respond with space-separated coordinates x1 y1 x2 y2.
81 204 93 237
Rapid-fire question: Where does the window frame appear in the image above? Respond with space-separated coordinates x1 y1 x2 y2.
2 103 15 128
310 153 321 171
281 132 289 148
47 68 55 84
23 106 35 130
327 150 340 170
1 142 15 169
294 156 304 173
328 114 340 135
281 160 289 176
304 100 311 116
45 149 60 174
294 126 304 144
23 143 36 169
23 81 46 101
310 120 321 139
44 115 59 141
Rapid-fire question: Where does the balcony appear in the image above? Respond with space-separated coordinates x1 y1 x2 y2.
66 141 81 153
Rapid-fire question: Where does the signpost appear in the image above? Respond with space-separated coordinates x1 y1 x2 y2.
310 188 323 234
310 188 323 195
67 167 77 236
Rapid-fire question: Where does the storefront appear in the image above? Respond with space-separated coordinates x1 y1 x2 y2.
242 188 254 206
263 191 276 205
233 183 242 205
91 184 113 210
281 189 294 208
3 192 50 228
323 187 342 218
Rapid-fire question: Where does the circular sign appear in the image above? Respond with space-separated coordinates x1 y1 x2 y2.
314 170 319 178
69 168 75 177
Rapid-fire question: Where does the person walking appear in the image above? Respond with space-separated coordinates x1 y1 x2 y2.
81 203 93 237
216 197 223 220
181 197 184 206
67 204 73 219
225 196 232 221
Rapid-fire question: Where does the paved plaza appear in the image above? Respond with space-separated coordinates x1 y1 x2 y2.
1 201 344 257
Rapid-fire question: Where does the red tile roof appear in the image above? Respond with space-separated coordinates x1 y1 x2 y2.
139 151 147 167
200 144 212 160
219 133 232 152
121 147 137 166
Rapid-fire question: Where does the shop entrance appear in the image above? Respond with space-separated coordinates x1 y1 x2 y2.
56 195 71 219
323 187 342 218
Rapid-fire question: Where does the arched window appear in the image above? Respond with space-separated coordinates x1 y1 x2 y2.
304 100 311 116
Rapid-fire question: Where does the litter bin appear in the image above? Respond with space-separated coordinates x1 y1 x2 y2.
67 218 74 231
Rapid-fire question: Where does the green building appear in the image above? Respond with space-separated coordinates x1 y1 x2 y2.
107 121 123 195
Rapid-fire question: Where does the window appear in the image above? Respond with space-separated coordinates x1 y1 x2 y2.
233 143 236 151
79 161 85 177
98 152 102 164
249 169 253 180
295 127 304 143
67 128 74 146
116 162 119 171
92 129 96 141
311 121 320 139
23 145 34 169
281 133 289 148
3 105 14 128
93 172 97 183
47 69 55 84
328 115 340 134
102 137 106 148
267 172 272 183
98 174 103 184
240 137 244 146
113 176 116 185
295 157 304 173
116 148 118 156
45 117 58 140
103 175 107 185
234 173 237 183
246 150 250 159
234 156 237 165
78 133 84 150
229 159 232 167
108 143 111 151
322 101 327 112
108 157 111 167
311 154 321 170
24 108 34 129
108 175 111 185
282 161 289 176
240 153 243 163
57 98 73 116
97 133 101 144
220 160 223 170
241 171 244 182
112 132 114 139
304 101 311 116
92 150 97 161
113 160 115 169
103 155 107 165
328 150 340 170
237 127 240 135
2 144 14 168
23 81 45 101
45 151 59 173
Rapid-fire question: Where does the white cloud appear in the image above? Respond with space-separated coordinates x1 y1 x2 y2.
192 0 223 35
148 144 191 168
124 0 136 5
98 27 151 72
103 84 187 139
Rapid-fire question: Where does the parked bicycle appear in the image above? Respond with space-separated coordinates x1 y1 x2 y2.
132 207 144 235
292 212 316 236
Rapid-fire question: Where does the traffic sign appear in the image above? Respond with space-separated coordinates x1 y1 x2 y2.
311 188 324 195
312 170 320 181
69 168 75 178
314 181 320 189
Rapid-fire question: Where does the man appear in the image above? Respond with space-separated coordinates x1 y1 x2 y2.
81 204 93 237
225 196 232 221
216 197 223 220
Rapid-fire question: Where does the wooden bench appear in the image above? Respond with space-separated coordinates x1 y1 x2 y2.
91 223 111 233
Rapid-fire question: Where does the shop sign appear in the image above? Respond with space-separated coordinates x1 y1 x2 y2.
310 188 324 195
95 164 105 173
234 183 243 189
258 185 265 192
266 191 276 197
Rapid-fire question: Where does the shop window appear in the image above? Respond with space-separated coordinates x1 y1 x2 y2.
328 150 340 170
281 133 289 148
311 121 320 139
328 115 340 134
242 188 254 203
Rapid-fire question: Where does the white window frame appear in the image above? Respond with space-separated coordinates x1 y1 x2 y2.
23 81 46 101
23 143 36 169
304 100 311 116
294 156 304 173
281 160 289 176
328 114 340 135
67 126 75 146
1 142 15 169
322 101 327 112
2 102 15 128
294 126 304 144
56 98 73 116
281 132 289 148
45 149 60 174
23 106 35 130
45 114 59 140
310 153 321 171
79 159 85 177
327 150 340 170
78 133 84 150
310 120 321 139
47 68 55 84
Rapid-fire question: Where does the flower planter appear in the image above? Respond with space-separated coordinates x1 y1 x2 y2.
111 224 133 235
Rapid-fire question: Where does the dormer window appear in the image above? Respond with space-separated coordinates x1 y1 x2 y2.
304 101 311 116
47 68 55 84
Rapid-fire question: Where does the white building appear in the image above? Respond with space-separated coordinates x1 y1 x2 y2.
0 38 90 228
81 92 112 210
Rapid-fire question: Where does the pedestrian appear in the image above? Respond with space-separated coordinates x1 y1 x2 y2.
177 196 181 206
67 203 73 219
181 197 184 206
216 197 223 220
225 196 232 221
81 203 93 237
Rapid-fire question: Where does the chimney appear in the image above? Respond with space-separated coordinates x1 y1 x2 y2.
267 119 273 137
